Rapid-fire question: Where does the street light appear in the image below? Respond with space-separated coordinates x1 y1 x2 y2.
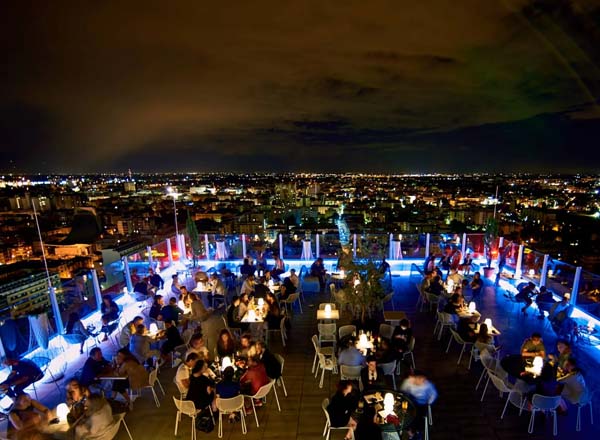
167 187 181 238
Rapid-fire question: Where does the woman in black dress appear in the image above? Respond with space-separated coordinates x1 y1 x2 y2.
186 360 216 412
327 380 359 440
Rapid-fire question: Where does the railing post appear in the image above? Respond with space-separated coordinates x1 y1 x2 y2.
48 286 64 335
425 233 430 259
122 257 133 293
316 233 320 258
461 233 467 256
571 267 582 306
515 244 524 279
242 234 247 259
91 269 103 311
204 234 210 262
539 254 549 288
146 245 153 269
353 234 357 258
166 238 173 266
279 234 284 260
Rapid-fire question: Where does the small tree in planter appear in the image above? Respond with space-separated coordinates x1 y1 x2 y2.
344 257 387 332
186 212 201 267
483 217 499 277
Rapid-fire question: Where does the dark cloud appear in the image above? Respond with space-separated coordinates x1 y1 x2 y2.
1 0 600 173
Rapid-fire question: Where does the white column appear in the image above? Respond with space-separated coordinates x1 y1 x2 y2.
389 233 394 260
175 234 183 262
166 238 173 266
279 234 284 260
539 254 549 288
425 233 430 259
91 269 103 310
204 234 210 261
461 233 467 256
316 233 320 258
242 234 247 258
146 246 153 269
353 234 357 258
498 237 504 248
48 286 64 335
122 257 133 292
571 267 582 306
515 244 524 279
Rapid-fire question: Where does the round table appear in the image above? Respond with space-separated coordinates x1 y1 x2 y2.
500 354 539 386
355 389 417 434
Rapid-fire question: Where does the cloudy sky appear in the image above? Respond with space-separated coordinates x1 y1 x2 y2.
2 0 600 173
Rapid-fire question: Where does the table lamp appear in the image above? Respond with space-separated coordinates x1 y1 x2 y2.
247 309 256 321
149 323 158 334
56 403 69 422
122 287 128 295
532 356 544 376
340 269 345 278
324 304 332 318
221 356 232 371
257 298 264 308
383 393 395 417
468 302 476 312
484 318 492 329
588 320 595 332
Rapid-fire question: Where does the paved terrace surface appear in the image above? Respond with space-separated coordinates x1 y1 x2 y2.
10 272 600 440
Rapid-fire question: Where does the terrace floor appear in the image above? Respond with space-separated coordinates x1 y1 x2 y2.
6 270 600 440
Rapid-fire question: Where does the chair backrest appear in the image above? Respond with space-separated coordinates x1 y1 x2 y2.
407 337 415 352
329 283 336 295
322 398 331 424
531 394 561 410
480 350 497 371
379 324 394 340
221 315 229 329
279 315 287 332
311 334 320 351
318 323 337 337
379 360 396 375
319 303 337 310
488 371 511 393
252 379 275 399
338 325 356 340
427 292 440 303
148 368 158 386
172 396 197 416
381 293 393 303
440 312 454 324
216 395 244 413
286 293 299 303
63 333 86 344
173 376 187 396
30 357 49 374
273 353 285 375
449 328 466 344
340 364 362 379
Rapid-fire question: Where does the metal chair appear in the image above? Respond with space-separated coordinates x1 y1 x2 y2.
173 396 207 440
266 316 287 347
379 323 394 340
379 360 397 390
575 389 594 432
243 379 280 427
311 335 335 375
273 353 288 397
433 311 454 341
322 398 354 440
485 372 523 419
281 293 302 315
446 328 473 366
338 325 356 340
401 337 416 370
316 352 337 388
339 365 362 391
30 357 61 400
142 368 162 407
379 292 395 311
529 394 561 436
215 395 246 438
426 293 441 312
318 323 337 351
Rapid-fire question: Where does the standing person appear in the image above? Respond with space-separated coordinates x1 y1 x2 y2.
461 253 473 275
65 312 91 354
400 370 438 439
0 358 43 398
326 380 359 440
149 295 164 320
495 244 511 287
516 282 537 315
310 258 327 292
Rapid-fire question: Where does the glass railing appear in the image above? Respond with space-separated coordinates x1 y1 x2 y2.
521 248 546 285
575 270 600 319
545 259 578 298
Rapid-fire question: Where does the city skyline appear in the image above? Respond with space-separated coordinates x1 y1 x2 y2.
2 1 600 173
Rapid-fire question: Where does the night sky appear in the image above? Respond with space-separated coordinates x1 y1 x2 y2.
2 0 600 173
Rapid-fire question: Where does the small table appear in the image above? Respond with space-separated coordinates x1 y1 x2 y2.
357 389 417 434
383 311 407 325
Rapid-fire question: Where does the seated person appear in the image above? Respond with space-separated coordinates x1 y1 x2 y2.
238 334 253 359
338 337 365 367
557 358 586 408
216 329 237 358
175 352 200 395
8 393 50 434
80 348 111 389
0 358 43 398
209 273 227 304
100 295 120 340
240 274 256 296
515 282 536 314
474 324 498 355
240 356 269 396
149 295 164 320
271 256 285 280
310 258 327 292
447 268 463 286
111 349 149 407
469 272 483 299
129 324 161 366
280 274 297 300
426 275 444 296
420 271 433 294
253 276 270 299
392 319 413 353
226 296 249 332
186 360 216 411
264 292 283 330
161 297 184 325
160 320 184 362
374 337 396 364
65 312 91 354
461 253 473 274
456 316 478 343
171 274 182 297
327 380 359 440
360 356 386 391
442 293 463 316
548 339 572 375
65 379 90 425
254 341 281 380
148 268 164 292
119 316 144 348
521 332 546 359
240 258 256 277
549 294 573 337
74 393 113 439
216 366 241 422
133 279 149 298
531 363 561 400
186 333 210 360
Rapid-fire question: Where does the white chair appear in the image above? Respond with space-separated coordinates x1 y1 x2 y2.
426 293 441 311
266 316 287 347
401 337 416 370
311 334 335 374
316 352 338 388
379 360 397 390
379 292 395 311
221 315 241 339
484 372 523 419
318 323 337 351
476 350 500 394
281 293 302 315
85 412 133 440
379 323 394 340
446 328 473 366
433 311 454 341
29 357 62 400
575 389 594 432
328 283 337 303
415 282 426 311
174 376 188 399
173 397 204 440
215 395 246 438
142 368 162 407
338 325 356 340
339 364 362 390
273 353 288 397
322 398 354 440
529 394 561 436
244 379 280 427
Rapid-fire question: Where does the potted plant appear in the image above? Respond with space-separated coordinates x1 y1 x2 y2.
186 212 201 267
344 256 387 332
483 217 499 278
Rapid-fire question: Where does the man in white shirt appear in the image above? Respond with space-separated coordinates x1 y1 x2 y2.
289 269 299 288
174 352 199 396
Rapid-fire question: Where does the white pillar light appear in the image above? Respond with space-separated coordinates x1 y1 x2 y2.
389 233 394 260
91 270 104 310
242 234 247 258
166 238 173 266
425 233 430 259
515 245 524 279
571 267 582 306
461 233 467 256
147 245 153 269
279 234 284 260
122 257 133 293
316 233 320 258
204 234 210 262
353 234 357 258
539 254 549 288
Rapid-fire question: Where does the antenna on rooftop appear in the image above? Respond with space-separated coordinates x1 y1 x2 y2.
493 185 499 219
